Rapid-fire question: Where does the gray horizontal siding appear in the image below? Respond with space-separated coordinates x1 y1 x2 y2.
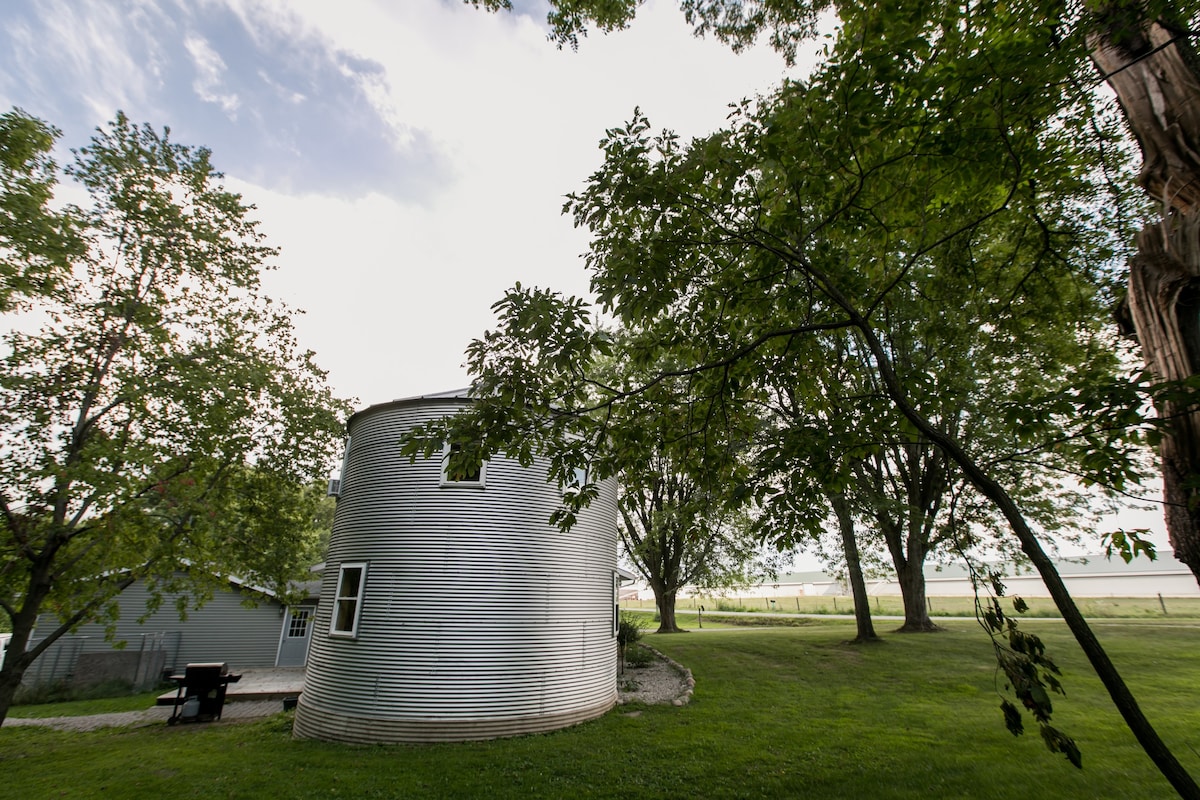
27 576 285 683
296 398 619 743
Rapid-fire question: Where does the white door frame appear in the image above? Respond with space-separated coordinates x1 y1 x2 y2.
276 604 316 667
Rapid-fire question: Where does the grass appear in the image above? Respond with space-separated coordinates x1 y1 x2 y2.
622 594 1200 619
7 688 166 719
2 620 1199 799
624 608 835 630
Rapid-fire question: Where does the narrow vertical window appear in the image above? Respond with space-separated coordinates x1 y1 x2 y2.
331 562 367 637
337 435 352 493
613 570 620 637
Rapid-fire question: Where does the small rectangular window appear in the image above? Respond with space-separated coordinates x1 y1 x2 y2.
441 441 486 487
331 562 367 637
334 435 351 494
288 608 312 638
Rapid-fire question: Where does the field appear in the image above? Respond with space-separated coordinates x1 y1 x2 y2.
2 619 1198 799
620 593 1200 619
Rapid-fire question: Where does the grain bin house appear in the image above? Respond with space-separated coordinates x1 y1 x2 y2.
293 390 620 744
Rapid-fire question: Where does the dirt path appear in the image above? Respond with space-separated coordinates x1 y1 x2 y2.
5 699 285 732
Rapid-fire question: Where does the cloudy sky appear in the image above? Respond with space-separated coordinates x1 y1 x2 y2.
0 0 806 409
0 0 1169 554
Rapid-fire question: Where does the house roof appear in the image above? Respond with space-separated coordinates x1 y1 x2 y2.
394 387 473 402
346 387 473 429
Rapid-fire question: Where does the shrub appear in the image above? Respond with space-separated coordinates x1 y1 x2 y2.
624 643 656 668
617 611 650 674
617 612 648 648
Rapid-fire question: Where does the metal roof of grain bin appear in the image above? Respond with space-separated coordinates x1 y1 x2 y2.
292 390 620 743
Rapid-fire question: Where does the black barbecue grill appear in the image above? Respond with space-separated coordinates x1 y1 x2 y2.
167 662 241 724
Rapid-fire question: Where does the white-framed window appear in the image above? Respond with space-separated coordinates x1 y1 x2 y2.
563 465 589 497
328 434 350 496
613 570 620 637
287 607 312 638
441 441 486 488
330 562 368 637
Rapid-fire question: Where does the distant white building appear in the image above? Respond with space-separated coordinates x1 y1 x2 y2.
672 554 1199 600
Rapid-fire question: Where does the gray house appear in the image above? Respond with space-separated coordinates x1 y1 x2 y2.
17 572 318 689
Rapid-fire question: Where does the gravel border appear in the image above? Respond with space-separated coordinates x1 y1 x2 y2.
617 644 694 706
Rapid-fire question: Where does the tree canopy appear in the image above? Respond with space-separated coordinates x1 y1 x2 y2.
447 0 1200 793
0 109 82 310
0 111 351 725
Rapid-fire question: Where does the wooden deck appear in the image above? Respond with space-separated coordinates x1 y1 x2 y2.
156 666 304 706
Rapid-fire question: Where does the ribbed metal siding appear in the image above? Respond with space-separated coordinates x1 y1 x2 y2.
293 397 619 743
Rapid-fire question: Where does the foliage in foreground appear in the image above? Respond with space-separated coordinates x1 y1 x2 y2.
0 110 351 725
2 622 1197 799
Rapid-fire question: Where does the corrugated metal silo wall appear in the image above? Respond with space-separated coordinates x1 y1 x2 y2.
294 398 619 743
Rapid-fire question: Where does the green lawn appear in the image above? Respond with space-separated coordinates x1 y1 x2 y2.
2 620 1198 799
7 689 166 719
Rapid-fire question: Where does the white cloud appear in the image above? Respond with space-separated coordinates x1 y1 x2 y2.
227 0 805 409
256 69 306 105
0 0 176 129
185 33 241 116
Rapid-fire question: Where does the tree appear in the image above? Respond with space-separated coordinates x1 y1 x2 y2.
619 461 773 634
296 479 338 559
479 0 1200 593
843 268 1123 635
0 112 350 726
755 322 960 635
455 5 1198 790
1091 8 1200 585
752 375 885 643
0 109 82 310
600 356 777 633
554 65 1184 779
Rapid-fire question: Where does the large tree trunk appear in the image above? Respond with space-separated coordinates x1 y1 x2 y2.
831 491 879 643
0 645 31 728
893 555 939 632
0 555 134 727
652 583 685 633
0 558 56 727
878 516 939 632
1126 219 1200 580
1092 12 1200 585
